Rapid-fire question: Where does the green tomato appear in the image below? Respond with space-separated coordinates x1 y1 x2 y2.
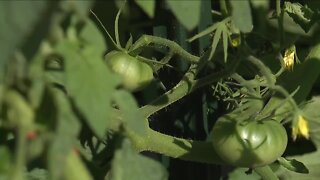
105 51 153 91
211 118 288 168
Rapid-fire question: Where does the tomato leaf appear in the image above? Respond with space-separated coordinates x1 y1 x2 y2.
0 1 49 80
79 18 107 55
166 0 200 31
48 88 81 179
209 25 222 60
109 139 168 180
277 151 320 179
63 151 93 180
113 90 147 136
230 0 253 33
134 0 155 18
302 96 320 148
278 157 309 174
284 2 318 33
56 41 120 138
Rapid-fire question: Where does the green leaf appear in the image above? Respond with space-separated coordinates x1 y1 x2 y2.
278 157 309 174
187 22 219 42
166 0 200 31
48 88 81 180
113 90 146 136
63 151 93 180
277 151 320 179
0 1 49 81
230 0 253 33
135 0 155 18
56 41 120 138
80 18 107 55
110 139 168 180
302 96 320 148
209 26 223 60
125 34 133 50
284 2 316 33
222 28 228 62
260 43 320 121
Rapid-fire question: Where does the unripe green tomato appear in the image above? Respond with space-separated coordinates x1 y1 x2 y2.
105 51 153 91
211 119 288 168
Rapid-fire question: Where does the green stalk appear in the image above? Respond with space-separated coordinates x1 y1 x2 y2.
127 128 225 165
276 0 284 48
254 166 279 180
219 0 229 17
139 62 237 118
129 35 199 63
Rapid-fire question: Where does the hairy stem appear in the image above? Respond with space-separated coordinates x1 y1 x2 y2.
127 128 225 165
140 61 237 118
129 35 199 63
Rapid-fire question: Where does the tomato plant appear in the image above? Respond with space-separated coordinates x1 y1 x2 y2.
1 0 319 180
105 51 153 91
211 118 288 168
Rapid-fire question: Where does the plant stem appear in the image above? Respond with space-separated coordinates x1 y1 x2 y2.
254 166 279 180
11 127 27 180
140 62 236 118
127 128 225 165
276 0 284 48
219 0 229 17
129 35 200 63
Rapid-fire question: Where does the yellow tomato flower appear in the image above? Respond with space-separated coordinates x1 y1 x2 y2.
292 115 310 141
283 48 295 70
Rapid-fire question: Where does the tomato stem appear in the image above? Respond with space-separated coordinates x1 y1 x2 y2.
126 127 225 165
129 35 199 63
254 166 279 180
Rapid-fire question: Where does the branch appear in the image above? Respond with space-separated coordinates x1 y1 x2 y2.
140 56 241 118
129 35 200 63
254 166 279 180
127 128 225 165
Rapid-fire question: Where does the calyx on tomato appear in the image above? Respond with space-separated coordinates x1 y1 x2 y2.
105 51 153 91
211 118 288 168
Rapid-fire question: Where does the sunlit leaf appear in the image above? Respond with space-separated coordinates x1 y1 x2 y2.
302 96 320 148
284 2 317 33
167 0 200 30
48 88 81 180
230 0 253 33
113 90 147 136
209 26 223 60
63 150 93 180
110 139 168 180
80 18 107 55
278 157 309 174
55 41 120 138
135 0 155 18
